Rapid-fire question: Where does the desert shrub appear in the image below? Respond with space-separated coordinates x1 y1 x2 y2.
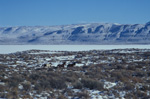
0 85 5 92
140 85 150 91
58 95 67 99
30 71 67 90
111 72 123 78
8 76 24 88
6 89 18 99
134 90 147 98
0 93 7 98
49 77 67 89
21 94 32 99
143 96 150 99
12 75 24 82
111 72 125 82
73 81 83 89
127 65 136 70
82 66 89 69
81 78 103 90
38 79 51 90
8 81 19 88
84 71 96 78
0 64 7 70
29 73 40 80
65 77 76 82
76 91 90 99
124 82 135 90
136 65 143 68
45 72 59 77
5 94 14 99
116 65 124 69
22 81 31 91
131 77 142 83
146 79 150 83
63 71 80 79
34 83 43 93
147 72 150 76
135 71 145 77
125 92 138 99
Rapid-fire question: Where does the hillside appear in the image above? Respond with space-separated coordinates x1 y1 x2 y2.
0 22 150 44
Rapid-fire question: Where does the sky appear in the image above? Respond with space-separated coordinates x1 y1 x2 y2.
0 0 150 26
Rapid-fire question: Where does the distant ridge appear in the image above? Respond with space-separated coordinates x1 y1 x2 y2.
0 22 150 44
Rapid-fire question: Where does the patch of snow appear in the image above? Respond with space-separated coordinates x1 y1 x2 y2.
88 90 109 99
72 89 81 93
104 81 117 89
4 76 8 79
1 45 150 54
119 91 126 98
55 55 75 60
0 82 5 85
45 58 51 61
147 91 149 96
18 84 23 90
51 62 61 67
75 63 84 67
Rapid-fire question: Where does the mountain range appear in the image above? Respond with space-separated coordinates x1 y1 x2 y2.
0 22 150 44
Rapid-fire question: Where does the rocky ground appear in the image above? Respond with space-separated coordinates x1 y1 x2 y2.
0 49 150 99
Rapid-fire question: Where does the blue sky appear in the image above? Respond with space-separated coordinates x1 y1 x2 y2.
0 0 150 26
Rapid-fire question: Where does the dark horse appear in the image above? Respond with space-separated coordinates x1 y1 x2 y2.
57 62 66 68
67 62 76 68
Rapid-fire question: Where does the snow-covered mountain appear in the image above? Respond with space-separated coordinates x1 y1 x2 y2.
0 22 150 44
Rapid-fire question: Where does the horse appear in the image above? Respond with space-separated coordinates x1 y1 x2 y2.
57 62 66 68
67 62 76 68
42 63 51 68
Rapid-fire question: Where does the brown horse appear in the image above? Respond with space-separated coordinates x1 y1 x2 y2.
57 62 66 68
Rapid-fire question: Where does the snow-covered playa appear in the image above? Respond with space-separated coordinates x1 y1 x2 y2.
0 45 150 54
